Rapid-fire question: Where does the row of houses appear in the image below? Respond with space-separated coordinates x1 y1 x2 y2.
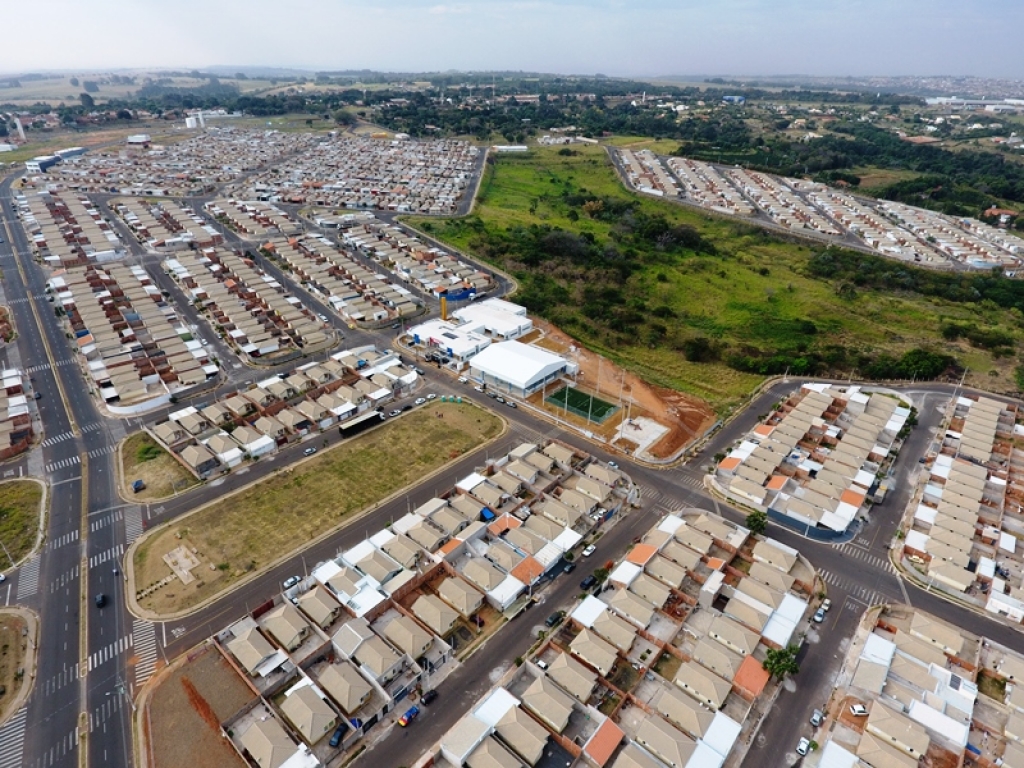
29 127 324 197
618 149 678 198
262 234 416 323
717 384 911 534
0 369 34 460
813 604 1024 768
666 156 755 216
162 248 331 360
151 346 414 477
230 135 479 215
428 508 818 768
901 395 1024 619
49 263 216 406
112 198 224 251
726 167 843 236
15 190 124 268
206 199 303 240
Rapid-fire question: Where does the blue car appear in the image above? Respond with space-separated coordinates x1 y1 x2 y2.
399 706 420 727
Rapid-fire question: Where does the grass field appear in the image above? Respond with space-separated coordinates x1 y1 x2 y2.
546 386 618 423
0 481 42 568
404 145 1024 411
121 433 199 501
132 403 502 615
0 612 28 722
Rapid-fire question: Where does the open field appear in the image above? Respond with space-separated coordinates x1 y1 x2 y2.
406 145 1024 410
850 166 924 190
0 74 278 106
0 612 28 722
121 433 199 501
0 481 42 567
147 645 253 768
132 403 502 615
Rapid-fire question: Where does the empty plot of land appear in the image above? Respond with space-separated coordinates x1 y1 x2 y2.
0 481 43 565
147 645 254 768
132 403 502 615
0 612 28 722
121 433 199 501
546 386 618 424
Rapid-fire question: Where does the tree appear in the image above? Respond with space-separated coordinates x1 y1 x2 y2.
333 110 356 127
79 93 95 108
69 77 79 87
763 645 800 680
746 510 768 536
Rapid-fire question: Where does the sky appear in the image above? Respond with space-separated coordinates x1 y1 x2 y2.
6 0 1022 79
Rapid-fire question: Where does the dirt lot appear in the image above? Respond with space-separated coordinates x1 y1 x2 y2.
133 402 502 615
147 645 254 768
0 480 43 565
0 612 28 722
529 318 716 459
121 432 199 501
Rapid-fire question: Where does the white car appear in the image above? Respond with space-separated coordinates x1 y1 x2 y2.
414 397 427 406
822 598 832 612
849 703 868 717
582 544 597 557
0 573 5 583
796 737 810 756
458 376 468 384
282 575 301 589
426 393 436 400
474 385 484 393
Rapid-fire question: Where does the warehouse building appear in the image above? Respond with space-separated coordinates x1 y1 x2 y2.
469 341 575 398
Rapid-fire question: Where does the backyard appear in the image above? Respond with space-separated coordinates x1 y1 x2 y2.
131 403 503 615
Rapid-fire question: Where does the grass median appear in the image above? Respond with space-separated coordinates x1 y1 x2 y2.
121 432 200 500
132 402 502 616
0 481 43 568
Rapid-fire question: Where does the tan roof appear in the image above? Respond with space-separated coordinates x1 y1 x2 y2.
692 637 743 681
280 685 337 745
645 555 687 589
909 611 963 655
521 675 574 733
592 610 637 653
607 589 655 628
262 602 311 651
239 716 298 768
856 732 918 768
635 715 696 768
317 661 372 714
652 686 714 740
673 660 731 710
466 735 522 768
570 628 617 676
412 594 459 637
383 614 433 658
463 558 506 591
226 627 276 674
866 703 930 757
438 577 484 617
495 706 549 766
629 574 670 608
546 652 597 702
296 585 341 629
610 743 662 768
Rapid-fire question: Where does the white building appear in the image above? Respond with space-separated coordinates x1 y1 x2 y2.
469 341 574 397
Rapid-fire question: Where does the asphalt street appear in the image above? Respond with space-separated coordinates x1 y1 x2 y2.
1 160 1023 768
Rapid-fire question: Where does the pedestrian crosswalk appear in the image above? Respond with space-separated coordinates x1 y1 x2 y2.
48 564 79 592
0 707 26 768
133 619 159 686
41 431 75 448
45 456 80 473
81 422 102 433
46 530 79 550
24 358 75 375
818 568 895 607
86 444 116 460
676 473 706 491
123 506 144 544
16 556 40 599
89 508 123 533
830 542 896 573
42 663 79 697
88 544 123 569
88 634 133 672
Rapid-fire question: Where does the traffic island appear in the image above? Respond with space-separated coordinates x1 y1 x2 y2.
0 607 39 725
128 402 504 619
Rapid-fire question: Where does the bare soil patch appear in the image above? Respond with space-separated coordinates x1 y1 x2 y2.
121 432 199 501
0 613 28 722
148 646 254 768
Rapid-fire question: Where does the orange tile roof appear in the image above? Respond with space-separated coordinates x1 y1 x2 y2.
487 514 520 536
735 655 770 697
719 457 742 471
766 475 788 491
840 488 866 507
626 543 657 566
510 556 544 584
754 424 774 437
706 557 726 572
585 718 625 766
439 539 461 556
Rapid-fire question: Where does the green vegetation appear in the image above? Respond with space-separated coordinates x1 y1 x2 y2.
132 403 502 615
546 386 618 423
746 511 768 536
121 433 199 501
0 481 42 567
978 671 1007 701
408 146 1024 411
762 644 801 680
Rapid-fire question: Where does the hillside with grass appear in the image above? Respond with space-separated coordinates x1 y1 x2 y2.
406 145 1024 412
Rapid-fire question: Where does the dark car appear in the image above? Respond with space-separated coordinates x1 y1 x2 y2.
421 689 439 706
95 594 107 608
545 610 565 628
563 562 576 574
329 723 347 748
580 575 597 590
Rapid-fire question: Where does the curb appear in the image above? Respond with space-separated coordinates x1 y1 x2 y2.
0 606 39 726
125 402 510 622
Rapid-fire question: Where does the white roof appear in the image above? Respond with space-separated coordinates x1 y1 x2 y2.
457 472 488 493
702 712 742 759
553 528 583 550
817 740 859 768
571 595 608 628
470 341 567 390
657 515 685 535
489 574 526 605
861 633 896 666
473 687 520 728
609 561 642 586
907 699 969 748
685 742 724 768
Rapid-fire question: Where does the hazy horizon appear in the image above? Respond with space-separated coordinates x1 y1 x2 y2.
6 0 1022 80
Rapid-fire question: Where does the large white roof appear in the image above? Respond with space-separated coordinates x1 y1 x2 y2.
470 341 567 390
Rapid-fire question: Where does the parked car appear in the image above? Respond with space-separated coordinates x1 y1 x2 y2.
317 313 328 323
849 703 868 717
607 461 618 469
389 410 401 417
562 562 576 574
414 367 425 375
303 447 317 456
402 404 412 412
95 594 107 608
282 575 301 589
582 544 597 557
131 480 146 493
474 385 484 393
414 397 427 405
535 659 549 670
796 737 810 756
33 392 42 400
421 689 439 706
821 598 832 612
545 610 565 628
329 723 346 748
426 393 436 400
495 396 505 403
0 573 6 583
458 376 468 384
810 709 824 726
506 401 517 408
398 706 420 727
580 575 597 590
812 608 826 623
